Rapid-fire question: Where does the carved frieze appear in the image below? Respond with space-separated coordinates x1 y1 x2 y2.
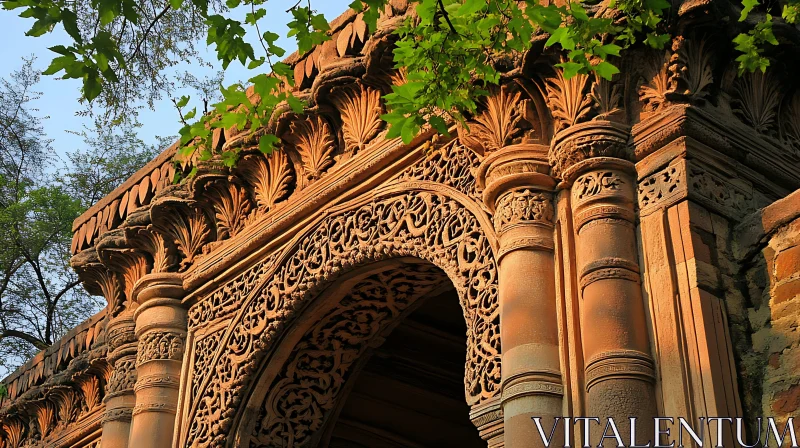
637 158 758 220
494 189 554 233
136 331 185 366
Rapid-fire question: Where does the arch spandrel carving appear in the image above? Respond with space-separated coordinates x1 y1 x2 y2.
179 184 501 448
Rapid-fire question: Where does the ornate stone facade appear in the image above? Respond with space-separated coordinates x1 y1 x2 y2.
1 2 799 448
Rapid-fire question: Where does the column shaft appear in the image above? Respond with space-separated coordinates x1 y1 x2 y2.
569 158 657 443
479 147 565 448
102 311 137 448
128 273 186 448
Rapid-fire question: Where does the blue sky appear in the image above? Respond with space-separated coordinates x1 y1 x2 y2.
0 0 351 159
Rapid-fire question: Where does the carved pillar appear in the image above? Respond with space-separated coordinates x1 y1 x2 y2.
128 273 186 448
478 145 564 448
553 121 658 443
102 311 137 448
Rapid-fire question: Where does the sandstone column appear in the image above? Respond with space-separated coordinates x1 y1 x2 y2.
128 272 187 448
554 122 658 444
102 311 137 448
478 145 564 448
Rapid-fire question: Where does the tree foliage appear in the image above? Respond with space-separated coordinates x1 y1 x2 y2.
0 58 161 376
4 0 795 173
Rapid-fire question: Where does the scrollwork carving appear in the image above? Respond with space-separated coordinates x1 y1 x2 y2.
574 171 625 201
184 191 500 447
107 358 137 395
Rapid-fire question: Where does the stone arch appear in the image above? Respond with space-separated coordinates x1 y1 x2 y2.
181 187 500 447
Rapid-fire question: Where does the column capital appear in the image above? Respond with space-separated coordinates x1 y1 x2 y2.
476 143 554 212
132 272 185 308
549 120 631 181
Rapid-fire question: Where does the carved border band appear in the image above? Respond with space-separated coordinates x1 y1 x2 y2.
585 350 656 391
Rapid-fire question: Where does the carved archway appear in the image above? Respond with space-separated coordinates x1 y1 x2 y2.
181 187 500 447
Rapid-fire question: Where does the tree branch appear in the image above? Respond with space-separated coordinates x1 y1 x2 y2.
0 330 48 350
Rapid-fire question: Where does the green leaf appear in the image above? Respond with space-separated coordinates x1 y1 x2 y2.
455 0 483 17
259 134 280 154
559 61 583 79
429 116 449 135
176 95 190 108
170 0 183 9
740 0 759 21
594 61 620 80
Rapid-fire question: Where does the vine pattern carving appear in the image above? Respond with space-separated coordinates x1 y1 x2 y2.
574 171 625 201
183 191 500 447
397 139 482 202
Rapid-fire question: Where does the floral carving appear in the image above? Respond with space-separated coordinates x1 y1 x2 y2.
107 358 137 394
546 65 592 132
495 189 554 232
285 116 336 183
238 152 294 213
459 85 531 156
733 70 781 135
332 85 384 153
183 191 500 447
249 266 444 447
638 163 686 212
574 171 625 201
137 331 185 366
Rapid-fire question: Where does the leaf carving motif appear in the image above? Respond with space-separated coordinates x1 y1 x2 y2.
286 116 336 182
546 66 592 132
239 152 294 213
459 85 529 157
733 70 781 135
332 85 384 153
207 182 253 240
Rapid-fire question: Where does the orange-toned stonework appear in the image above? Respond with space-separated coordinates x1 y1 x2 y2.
2 2 800 447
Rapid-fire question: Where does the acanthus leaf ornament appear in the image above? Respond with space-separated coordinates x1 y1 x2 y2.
237 151 294 213
546 64 593 133
332 84 384 154
205 180 254 240
732 70 781 135
458 85 532 157
285 116 336 184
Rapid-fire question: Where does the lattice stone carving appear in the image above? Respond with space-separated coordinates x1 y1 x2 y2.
398 139 482 202
249 265 445 447
183 191 500 447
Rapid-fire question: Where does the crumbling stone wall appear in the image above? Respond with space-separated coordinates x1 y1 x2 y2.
737 190 800 432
